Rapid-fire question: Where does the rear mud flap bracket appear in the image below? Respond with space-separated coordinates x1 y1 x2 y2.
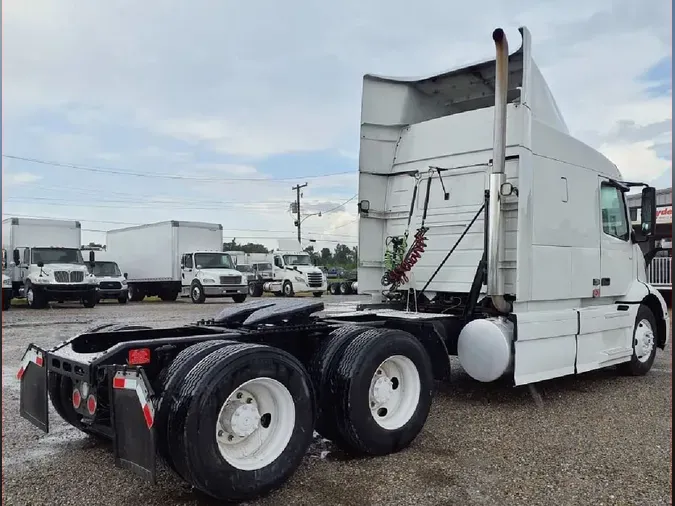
108 366 157 484
18 344 49 433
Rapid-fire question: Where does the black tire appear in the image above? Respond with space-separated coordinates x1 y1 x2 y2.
167 343 315 502
26 285 47 309
190 281 206 304
329 328 434 456
232 294 247 303
274 292 284 297
156 340 236 473
308 325 370 441
329 283 339 295
313 292 323 298
127 285 145 302
340 282 352 295
2 296 10 311
47 373 108 440
249 283 263 297
82 292 97 308
618 305 658 376
118 296 127 304
282 281 294 297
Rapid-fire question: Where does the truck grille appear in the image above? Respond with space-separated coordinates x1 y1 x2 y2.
220 275 242 285
54 271 69 283
54 271 85 283
307 273 323 288
100 281 122 290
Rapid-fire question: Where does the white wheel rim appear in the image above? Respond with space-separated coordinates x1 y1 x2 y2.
635 319 655 363
368 355 420 430
193 286 201 299
27 289 34 304
284 284 291 295
215 377 295 471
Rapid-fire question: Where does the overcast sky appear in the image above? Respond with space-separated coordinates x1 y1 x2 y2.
2 0 672 250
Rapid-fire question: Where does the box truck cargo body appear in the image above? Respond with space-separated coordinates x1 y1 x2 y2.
1 218 99 308
106 221 248 303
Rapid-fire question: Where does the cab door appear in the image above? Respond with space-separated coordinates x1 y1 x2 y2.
599 179 633 298
273 255 284 281
181 253 194 288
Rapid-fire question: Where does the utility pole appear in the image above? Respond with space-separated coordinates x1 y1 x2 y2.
292 182 308 245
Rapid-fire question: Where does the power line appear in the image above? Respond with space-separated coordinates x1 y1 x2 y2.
3 154 356 183
1 212 357 238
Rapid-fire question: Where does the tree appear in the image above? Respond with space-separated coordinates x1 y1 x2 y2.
222 238 269 254
320 247 332 264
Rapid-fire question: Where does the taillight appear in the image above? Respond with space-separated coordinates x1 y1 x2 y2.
72 388 82 409
128 348 151 365
86 394 97 415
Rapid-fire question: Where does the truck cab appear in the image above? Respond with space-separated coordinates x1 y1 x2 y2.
2 249 12 310
11 247 99 309
270 250 327 297
180 250 248 303
88 257 128 304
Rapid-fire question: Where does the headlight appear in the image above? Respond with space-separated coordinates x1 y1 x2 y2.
121 279 128 286
202 277 216 284
294 276 304 283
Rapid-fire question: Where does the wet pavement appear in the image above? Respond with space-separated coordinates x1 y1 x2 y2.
2 297 672 506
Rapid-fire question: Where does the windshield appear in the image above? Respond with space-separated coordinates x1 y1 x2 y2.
255 263 273 271
194 253 234 269
282 254 312 266
32 248 84 265
90 261 121 277
236 265 253 272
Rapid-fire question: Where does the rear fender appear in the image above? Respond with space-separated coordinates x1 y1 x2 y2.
18 344 49 432
108 366 157 484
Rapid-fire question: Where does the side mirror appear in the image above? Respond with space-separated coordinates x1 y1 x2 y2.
124 272 128 279
640 186 657 236
13 249 20 265
37 261 45 268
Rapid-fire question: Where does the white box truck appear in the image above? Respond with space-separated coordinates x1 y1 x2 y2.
16 26 670 504
2 218 99 308
106 220 248 303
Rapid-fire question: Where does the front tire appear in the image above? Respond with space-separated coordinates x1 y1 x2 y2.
2 295 11 311
167 343 315 502
328 328 434 456
249 283 263 297
313 292 323 298
82 292 97 308
619 305 658 376
118 295 127 304
26 285 47 309
232 294 247 303
282 281 294 297
190 281 206 304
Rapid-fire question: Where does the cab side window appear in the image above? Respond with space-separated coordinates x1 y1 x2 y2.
274 256 283 268
600 183 630 241
184 254 193 269
23 248 30 265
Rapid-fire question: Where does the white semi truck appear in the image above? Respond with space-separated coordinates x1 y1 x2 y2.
106 221 248 303
246 242 327 297
2 218 99 309
17 26 669 504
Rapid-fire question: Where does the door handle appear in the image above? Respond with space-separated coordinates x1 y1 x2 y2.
601 278 611 286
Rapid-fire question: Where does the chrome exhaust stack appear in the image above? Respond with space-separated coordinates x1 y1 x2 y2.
487 28 511 313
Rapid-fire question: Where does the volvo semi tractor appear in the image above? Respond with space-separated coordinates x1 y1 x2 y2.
105 221 248 303
16 26 669 503
2 218 99 308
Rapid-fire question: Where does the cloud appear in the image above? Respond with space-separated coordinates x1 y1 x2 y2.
1 0 672 251
3 172 42 186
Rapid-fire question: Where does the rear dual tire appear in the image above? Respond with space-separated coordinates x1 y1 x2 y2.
162 342 315 502
309 327 434 456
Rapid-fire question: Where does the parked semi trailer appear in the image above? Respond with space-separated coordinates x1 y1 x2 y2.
17 27 670 503
106 221 248 303
2 218 99 309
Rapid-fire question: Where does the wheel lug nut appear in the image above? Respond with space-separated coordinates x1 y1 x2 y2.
246 398 253 404
228 435 234 441
236 392 243 399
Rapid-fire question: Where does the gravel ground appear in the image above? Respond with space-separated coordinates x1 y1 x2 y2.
2 297 672 506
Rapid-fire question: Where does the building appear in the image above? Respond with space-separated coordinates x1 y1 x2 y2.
627 187 672 296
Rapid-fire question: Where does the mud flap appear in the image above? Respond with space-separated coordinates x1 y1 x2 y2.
18 344 49 433
108 366 157 484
